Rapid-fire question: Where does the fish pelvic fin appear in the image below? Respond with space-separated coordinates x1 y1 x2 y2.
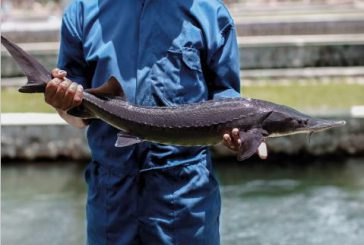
115 132 143 147
237 128 267 161
86 76 127 101
1 35 51 93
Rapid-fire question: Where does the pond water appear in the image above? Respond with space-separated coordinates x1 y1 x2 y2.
2 157 364 245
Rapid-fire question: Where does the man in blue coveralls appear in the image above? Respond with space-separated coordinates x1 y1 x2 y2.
44 0 260 244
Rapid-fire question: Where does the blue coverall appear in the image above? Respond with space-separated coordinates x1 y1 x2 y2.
58 0 240 244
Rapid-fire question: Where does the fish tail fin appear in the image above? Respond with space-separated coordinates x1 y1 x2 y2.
1 35 51 93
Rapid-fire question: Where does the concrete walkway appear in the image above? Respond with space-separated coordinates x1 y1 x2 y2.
1 113 67 125
4 34 362 51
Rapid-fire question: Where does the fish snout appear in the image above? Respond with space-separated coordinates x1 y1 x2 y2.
308 119 346 132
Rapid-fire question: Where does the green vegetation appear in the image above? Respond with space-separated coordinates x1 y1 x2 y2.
242 83 364 113
1 88 54 112
1 83 363 113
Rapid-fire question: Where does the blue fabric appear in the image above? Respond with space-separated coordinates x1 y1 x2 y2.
58 0 240 244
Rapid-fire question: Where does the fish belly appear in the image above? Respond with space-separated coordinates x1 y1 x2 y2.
88 102 226 146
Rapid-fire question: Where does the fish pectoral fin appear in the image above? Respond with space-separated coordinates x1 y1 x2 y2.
237 129 266 161
115 132 143 148
67 105 95 119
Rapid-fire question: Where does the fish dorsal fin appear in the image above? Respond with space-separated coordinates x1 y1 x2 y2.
67 105 96 119
86 76 126 100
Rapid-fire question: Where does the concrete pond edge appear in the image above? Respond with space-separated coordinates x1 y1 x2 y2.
1 111 364 161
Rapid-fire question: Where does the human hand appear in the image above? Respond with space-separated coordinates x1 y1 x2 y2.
44 68 84 111
223 128 268 159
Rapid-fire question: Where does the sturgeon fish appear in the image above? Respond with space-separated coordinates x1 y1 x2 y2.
1 35 346 161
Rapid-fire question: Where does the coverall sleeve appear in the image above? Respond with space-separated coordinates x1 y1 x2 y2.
206 23 241 100
57 2 89 88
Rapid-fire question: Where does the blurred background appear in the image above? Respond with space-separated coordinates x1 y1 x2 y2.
1 0 364 244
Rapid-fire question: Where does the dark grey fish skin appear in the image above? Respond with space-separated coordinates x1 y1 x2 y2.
1 35 346 161
78 91 345 145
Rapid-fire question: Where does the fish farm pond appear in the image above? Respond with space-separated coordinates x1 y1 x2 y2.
2 157 364 245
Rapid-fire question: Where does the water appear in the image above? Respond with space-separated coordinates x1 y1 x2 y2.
1 163 87 245
2 158 364 245
217 158 364 245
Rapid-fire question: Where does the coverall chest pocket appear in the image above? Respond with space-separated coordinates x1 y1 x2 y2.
150 46 207 106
